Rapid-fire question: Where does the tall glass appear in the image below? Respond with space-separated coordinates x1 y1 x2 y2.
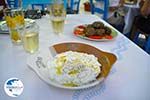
4 8 25 44
21 23 39 54
49 1 66 34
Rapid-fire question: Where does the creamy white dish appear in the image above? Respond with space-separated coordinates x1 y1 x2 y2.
48 51 101 87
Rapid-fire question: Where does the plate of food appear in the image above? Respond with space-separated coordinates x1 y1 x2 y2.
74 21 118 41
0 19 35 34
27 42 117 89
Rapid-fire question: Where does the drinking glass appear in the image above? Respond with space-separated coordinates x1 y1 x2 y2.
20 23 39 54
49 0 66 34
4 8 25 44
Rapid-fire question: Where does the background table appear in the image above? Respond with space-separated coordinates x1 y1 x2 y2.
0 15 150 100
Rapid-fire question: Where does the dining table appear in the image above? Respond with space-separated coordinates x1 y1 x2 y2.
0 14 150 100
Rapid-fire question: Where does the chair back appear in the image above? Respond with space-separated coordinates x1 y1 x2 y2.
144 36 150 54
70 0 80 13
31 4 46 10
67 0 80 14
6 0 21 8
31 0 67 11
133 30 150 54
90 0 109 20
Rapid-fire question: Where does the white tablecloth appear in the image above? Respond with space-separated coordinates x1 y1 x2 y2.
0 14 150 100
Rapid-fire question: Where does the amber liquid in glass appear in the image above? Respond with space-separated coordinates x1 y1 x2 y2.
23 32 39 53
50 3 66 34
5 9 24 44
51 18 65 34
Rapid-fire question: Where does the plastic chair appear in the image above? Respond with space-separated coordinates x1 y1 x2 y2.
67 0 81 14
90 0 109 20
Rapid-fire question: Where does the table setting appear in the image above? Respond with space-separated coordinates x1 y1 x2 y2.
0 1 150 100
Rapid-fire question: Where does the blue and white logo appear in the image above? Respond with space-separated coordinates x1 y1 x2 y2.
4 78 24 97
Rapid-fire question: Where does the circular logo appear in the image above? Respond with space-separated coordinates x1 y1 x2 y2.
4 78 24 97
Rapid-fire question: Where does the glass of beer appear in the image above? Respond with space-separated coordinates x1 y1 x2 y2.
4 8 25 44
20 23 39 54
49 1 66 34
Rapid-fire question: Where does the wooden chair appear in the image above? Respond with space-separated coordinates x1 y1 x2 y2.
31 0 67 11
32 4 46 10
90 0 109 20
6 0 20 8
67 0 81 14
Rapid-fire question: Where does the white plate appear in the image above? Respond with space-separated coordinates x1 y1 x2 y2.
27 49 104 90
74 25 118 42
0 19 35 34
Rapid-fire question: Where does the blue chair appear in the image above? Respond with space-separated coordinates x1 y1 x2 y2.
144 36 150 54
6 0 20 8
32 4 46 10
133 31 146 47
67 0 81 14
70 0 81 13
133 30 150 54
90 0 109 20
31 0 67 11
